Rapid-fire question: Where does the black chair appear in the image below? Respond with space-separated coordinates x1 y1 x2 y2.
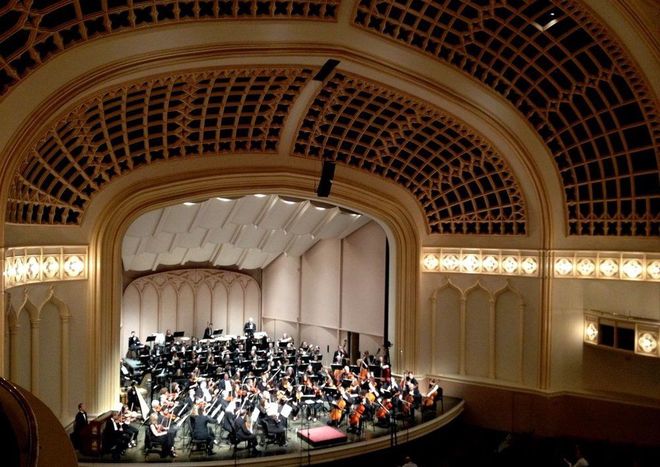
258 418 281 450
143 432 165 460
188 417 211 456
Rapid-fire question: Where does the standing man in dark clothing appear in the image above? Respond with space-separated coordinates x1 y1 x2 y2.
243 317 256 337
71 402 88 449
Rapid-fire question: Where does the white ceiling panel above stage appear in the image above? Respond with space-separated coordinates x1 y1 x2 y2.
122 195 370 272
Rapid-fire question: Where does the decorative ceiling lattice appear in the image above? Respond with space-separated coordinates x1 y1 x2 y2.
294 71 526 235
353 0 659 236
6 67 313 225
0 0 338 97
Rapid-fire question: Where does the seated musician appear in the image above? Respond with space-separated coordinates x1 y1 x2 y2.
191 407 217 455
147 413 176 458
71 402 88 450
263 405 287 446
119 404 139 447
102 409 131 459
243 317 257 337
233 409 259 454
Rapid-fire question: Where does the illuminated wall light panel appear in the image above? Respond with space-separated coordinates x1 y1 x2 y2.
635 324 660 358
552 252 659 282
583 314 599 345
3 246 88 289
421 248 659 282
420 248 540 277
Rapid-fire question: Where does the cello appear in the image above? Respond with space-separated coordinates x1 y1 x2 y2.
348 399 365 432
329 395 346 426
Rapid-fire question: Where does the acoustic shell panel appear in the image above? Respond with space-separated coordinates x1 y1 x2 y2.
6 67 313 225
353 0 659 236
294 71 527 235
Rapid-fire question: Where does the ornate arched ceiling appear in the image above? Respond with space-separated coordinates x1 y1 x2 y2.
6 65 527 236
0 0 657 237
353 0 659 236
294 70 526 234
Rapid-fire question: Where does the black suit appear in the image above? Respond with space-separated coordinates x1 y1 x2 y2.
233 415 257 450
71 410 88 449
244 321 256 336
203 326 214 339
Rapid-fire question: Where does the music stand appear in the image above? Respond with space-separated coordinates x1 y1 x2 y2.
213 329 223 336
173 331 184 338
145 335 156 348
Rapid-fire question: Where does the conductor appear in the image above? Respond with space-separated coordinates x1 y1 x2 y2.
243 317 256 337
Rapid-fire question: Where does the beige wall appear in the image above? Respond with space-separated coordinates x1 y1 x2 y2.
420 273 541 388
550 279 660 399
262 221 386 362
5 282 88 425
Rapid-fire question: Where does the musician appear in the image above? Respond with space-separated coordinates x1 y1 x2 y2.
262 406 287 446
233 409 259 455
147 413 175 458
128 331 141 357
191 407 217 455
126 381 140 412
203 322 214 340
103 410 131 460
164 329 174 344
333 345 347 366
243 317 256 337
71 402 88 449
119 404 139 447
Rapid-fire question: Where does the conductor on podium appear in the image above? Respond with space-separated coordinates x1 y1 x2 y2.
244 317 256 337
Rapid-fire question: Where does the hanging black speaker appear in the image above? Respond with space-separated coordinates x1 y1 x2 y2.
316 160 335 197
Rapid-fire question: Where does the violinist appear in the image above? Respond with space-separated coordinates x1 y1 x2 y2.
233 409 259 455
147 413 175 458
103 409 131 460
118 404 140 447
263 404 287 446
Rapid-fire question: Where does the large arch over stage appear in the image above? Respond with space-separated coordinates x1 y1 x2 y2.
1 1 658 457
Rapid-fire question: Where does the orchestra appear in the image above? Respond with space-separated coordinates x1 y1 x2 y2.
78 325 443 460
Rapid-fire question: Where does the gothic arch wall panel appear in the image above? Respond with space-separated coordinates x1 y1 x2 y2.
433 285 461 375
465 286 490 378
121 269 261 356
38 302 61 418
495 289 524 383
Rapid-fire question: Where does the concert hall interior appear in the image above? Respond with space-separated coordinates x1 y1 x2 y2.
0 0 658 466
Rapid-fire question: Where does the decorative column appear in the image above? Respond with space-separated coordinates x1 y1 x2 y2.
60 312 71 419
430 295 437 374
488 297 496 379
459 295 466 375
8 321 18 381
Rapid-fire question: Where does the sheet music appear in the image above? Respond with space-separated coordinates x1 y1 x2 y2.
216 411 225 424
280 404 292 418
250 408 260 423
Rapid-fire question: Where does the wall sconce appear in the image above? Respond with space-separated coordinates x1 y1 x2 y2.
584 314 599 344
635 325 660 358
3 246 88 289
